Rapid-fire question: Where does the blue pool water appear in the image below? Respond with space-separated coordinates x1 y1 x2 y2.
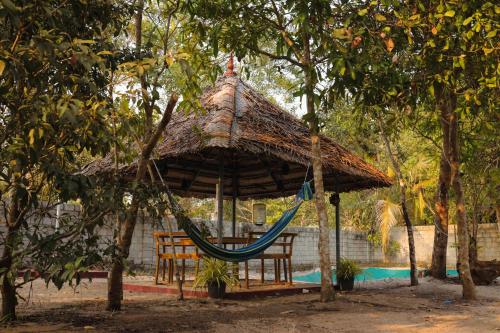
294 267 458 283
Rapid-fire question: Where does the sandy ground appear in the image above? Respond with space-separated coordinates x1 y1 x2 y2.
1 276 499 333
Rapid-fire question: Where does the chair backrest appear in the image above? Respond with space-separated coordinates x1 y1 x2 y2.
153 231 196 255
247 231 297 256
153 231 187 241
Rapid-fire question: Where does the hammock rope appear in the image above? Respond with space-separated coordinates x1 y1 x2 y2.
152 159 313 262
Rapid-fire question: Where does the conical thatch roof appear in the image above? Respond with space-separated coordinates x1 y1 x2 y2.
82 73 392 199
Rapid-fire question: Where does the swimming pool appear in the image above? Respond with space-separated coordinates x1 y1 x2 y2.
294 267 458 283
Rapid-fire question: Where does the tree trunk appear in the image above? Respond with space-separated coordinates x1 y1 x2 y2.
106 94 178 310
311 135 335 301
302 33 334 300
1 228 18 321
469 214 478 267
107 196 142 311
430 93 452 279
107 256 124 311
401 201 418 286
469 193 480 267
449 110 476 300
1 197 22 321
377 117 418 286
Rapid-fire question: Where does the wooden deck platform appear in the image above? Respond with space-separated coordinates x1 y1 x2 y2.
123 279 321 299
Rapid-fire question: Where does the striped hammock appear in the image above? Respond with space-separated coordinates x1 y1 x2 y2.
166 181 313 262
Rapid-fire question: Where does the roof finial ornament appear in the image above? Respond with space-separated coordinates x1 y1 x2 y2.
224 51 236 76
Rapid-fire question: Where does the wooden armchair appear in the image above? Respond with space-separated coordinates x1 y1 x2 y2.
153 231 201 284
244 232 297 288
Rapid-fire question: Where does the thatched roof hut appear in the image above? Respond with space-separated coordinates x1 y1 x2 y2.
82 67 391 199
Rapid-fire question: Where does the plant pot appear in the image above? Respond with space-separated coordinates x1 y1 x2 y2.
207 281 226 299
338 277 355 291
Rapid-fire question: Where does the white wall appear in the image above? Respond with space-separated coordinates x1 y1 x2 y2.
389 223 500 267
1 203 498 272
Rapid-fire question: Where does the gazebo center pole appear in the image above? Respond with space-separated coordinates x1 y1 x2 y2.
232 194 236 238
329 193 341 282
231 159 238 252
217 158 224 246
336 195 341 269
231 168 238 240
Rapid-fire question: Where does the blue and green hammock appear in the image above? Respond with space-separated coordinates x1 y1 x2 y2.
165 181 313 262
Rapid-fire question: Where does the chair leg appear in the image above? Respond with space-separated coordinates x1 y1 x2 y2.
274 260 278 283
261 259 265 283
155 256 160 285
277 259 281 283
162 259 166 282
245 261 249 289
182 259 186 281
168 259 174 284
283 258 288 283
288 257 293 285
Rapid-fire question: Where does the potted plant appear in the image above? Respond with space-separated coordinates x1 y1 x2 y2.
336 258 362 291
193 257 239 298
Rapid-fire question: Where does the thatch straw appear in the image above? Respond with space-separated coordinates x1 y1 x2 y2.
82 74 392 199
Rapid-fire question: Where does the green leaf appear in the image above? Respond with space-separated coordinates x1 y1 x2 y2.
462 16 473 25
358 8 368 16
1 0 21 12
73 39 95 44
486 30 497 38
483 47 494 55
444 10 455 17
28 128 35 145
97 50 113 56
428 84 434 97
75 256 85 268
375 13 386 21
459 56 465 69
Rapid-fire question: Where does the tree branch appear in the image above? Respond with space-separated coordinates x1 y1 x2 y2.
246 44 303 67
270 0 304 63
141 94 178 160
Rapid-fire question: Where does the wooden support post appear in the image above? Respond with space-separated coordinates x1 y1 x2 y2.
232 191 237 238
232 157 239 240
231 164 239 280
330 193 341 284
217 157 224 246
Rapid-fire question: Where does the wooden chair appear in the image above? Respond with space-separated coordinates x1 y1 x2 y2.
244 232 297 288
153 231 201 284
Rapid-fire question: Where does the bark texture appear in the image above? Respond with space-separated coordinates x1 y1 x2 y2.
430 91 452 279
448 110 476 300
1 198 21 321
378 117 418 286
302 26 334 301
106 95 178 311
1 229 18 321
311 135 335 301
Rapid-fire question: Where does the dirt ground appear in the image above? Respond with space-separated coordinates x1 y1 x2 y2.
1 277 499 333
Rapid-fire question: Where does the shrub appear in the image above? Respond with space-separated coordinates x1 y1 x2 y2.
337 258 362 280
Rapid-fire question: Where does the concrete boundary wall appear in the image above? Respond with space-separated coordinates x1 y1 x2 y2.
1 204 498 271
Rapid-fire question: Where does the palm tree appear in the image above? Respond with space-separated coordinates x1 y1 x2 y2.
375 199 402 255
